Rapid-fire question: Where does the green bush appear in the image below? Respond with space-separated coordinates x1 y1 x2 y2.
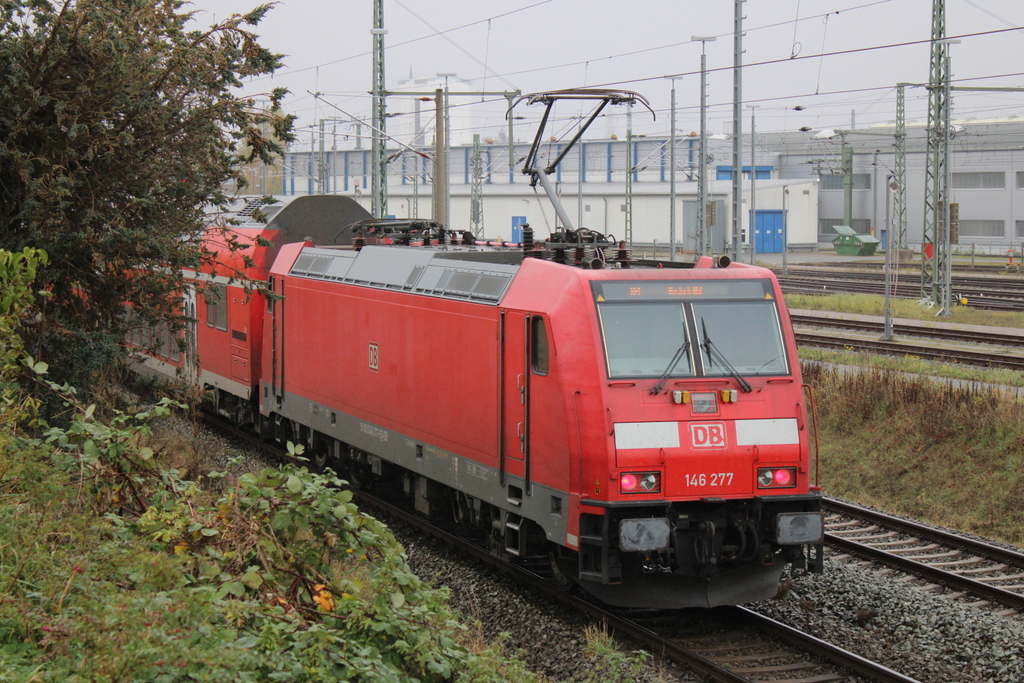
1 412 550 682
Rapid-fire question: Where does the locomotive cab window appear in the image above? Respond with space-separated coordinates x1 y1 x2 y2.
531 316 549 375
598 303 692 378
592 279 788 380
693 301 788 376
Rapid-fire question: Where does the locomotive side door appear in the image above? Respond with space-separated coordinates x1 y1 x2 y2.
269 275 285 405
500 310 531 491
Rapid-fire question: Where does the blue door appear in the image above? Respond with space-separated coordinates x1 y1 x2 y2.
752 210 786 254
511 216 528 244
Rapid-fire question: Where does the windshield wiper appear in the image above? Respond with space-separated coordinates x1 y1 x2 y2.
650 340 690 395
700 319 753 393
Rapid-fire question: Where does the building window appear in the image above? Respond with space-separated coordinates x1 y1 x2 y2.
1016 220 1024 238
819 173 871 190
952 172 1004 189
959 220 1004 238
1017 171 1024 189
716 166 772 181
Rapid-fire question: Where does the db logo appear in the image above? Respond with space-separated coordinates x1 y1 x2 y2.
690 422 727 448
368 342 379 372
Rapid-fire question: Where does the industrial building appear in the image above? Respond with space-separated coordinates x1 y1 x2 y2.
268 118 1024 256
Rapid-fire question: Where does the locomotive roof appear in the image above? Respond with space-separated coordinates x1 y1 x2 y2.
280 240 765 307
286 245 522 304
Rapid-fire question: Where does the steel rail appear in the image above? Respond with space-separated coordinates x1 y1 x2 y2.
791 312 1024 348
824 498 1024 612
781 276 1024 303
733 607 921 683
778 276 1024 311
794 330 1024 370
779 267 1024 292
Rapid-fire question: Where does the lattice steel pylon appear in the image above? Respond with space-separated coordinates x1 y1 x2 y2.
921 0 948 304
895 83 909 250
371 0 388 218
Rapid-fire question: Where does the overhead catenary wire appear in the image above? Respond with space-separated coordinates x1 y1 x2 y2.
391 0 519 91
287 67 1024 148
294 25 1024 140
453 0 896 83
229 0 1024 155
239 0 553 83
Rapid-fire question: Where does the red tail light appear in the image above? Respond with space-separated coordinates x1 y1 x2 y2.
757 467 797 489
620 471 661 494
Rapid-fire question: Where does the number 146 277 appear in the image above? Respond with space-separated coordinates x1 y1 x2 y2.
684 472 734 487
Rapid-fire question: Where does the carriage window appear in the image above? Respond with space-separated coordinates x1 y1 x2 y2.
532 316 549 375
205 284 227 331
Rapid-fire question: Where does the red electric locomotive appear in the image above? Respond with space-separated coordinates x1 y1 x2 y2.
142 89 823 608
254 224 823 608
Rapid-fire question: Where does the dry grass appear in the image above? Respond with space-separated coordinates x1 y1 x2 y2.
804 364 1024 545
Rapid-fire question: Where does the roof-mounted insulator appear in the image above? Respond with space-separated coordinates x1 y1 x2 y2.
616 241 631 269
522 224 535 258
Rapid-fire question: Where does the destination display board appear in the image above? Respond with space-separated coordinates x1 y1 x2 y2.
591 279 773 302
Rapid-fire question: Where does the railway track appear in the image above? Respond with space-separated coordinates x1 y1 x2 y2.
824 498 1024 615
777 272 1024 311
203 412 920 683
789 309 1024 370
790 310 1024 349
782 267 1024 293
793 330 1024 371
813 262 1024 276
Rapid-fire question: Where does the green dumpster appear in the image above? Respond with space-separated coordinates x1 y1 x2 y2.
831 225 880 256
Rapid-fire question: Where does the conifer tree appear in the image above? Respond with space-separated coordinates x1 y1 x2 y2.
0 0 293 398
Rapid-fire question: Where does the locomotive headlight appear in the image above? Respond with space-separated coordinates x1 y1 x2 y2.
620 471 661 494
757 467 797 489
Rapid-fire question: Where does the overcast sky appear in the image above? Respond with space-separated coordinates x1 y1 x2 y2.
188 0 1024 147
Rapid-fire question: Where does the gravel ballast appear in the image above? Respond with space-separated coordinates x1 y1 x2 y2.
749 550 1024 683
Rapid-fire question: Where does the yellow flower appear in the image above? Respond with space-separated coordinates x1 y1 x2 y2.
312 585 335 612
